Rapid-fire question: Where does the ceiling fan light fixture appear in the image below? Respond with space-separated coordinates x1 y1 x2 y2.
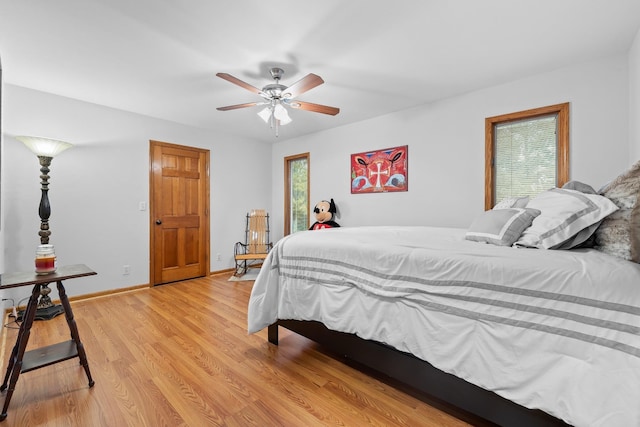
279 115 292 126
217 67 339 136
273 104 292 125
257 107 272 123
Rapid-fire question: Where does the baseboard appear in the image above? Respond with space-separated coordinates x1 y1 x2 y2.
210 268 235 276
3 271 234 316
3 283 150 315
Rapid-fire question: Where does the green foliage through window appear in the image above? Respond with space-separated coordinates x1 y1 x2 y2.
289 157 308 233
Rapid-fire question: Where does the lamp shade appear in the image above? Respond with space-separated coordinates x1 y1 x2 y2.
273 104 292 125
16 136 73 158
257 107 272 123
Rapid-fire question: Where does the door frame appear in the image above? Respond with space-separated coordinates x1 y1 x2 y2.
149 140 210 286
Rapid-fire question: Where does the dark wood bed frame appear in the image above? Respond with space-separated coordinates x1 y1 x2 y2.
268 320 570 427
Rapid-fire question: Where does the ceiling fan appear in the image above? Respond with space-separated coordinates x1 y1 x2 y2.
216 67 340 137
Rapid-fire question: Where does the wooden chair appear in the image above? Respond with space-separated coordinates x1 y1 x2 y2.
234 209 272 276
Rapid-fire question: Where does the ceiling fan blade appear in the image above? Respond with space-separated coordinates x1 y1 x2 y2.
282 73 324 99
289 101 340 116
216 102 260 111
216 73 264 95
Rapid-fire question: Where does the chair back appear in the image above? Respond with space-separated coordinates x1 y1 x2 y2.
246 209 270 254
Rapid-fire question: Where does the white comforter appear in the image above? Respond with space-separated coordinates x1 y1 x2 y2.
247 226 640 427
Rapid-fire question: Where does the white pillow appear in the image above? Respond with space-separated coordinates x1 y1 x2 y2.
515 188 618 249
493 196 529 210
466 208 541 246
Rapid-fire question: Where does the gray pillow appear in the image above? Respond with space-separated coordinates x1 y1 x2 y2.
466 208 541 246
562 180 597 194
552 220 602 250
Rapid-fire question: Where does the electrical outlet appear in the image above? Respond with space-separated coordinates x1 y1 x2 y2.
123 265 131 275
216 253 221 261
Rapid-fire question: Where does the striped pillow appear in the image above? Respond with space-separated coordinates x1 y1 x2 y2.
466 208 541 246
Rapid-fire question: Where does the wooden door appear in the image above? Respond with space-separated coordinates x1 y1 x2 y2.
150 141 210 285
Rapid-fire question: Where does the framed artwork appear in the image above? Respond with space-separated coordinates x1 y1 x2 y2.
350 145 408 194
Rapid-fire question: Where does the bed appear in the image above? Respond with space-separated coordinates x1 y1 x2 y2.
247 163 640 427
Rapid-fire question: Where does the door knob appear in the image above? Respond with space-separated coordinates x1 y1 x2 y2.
155 219 162 225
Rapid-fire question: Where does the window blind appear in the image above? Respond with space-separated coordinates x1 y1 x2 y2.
494 114 557 202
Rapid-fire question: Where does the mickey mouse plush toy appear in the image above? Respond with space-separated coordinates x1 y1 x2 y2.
309 199 341 230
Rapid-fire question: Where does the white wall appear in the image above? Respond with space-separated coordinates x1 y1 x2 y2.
0 62 5 303
2 48 637 303
630 28 640 162
271 54 630 241
2 85 271 302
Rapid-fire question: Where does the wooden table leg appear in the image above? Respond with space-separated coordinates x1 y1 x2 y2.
55 281 94 387
0 284 41 421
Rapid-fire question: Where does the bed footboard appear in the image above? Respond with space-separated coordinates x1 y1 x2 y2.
269 320 568 427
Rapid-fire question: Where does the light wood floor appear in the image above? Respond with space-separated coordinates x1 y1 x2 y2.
0 273 479 426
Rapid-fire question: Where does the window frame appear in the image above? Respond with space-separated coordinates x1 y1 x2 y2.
485 102 569 210
284 152 310 236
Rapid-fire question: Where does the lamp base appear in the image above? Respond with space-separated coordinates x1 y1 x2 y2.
16 304 65 321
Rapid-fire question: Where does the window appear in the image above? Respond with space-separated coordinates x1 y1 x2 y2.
485 103 569 210
284 153 310 235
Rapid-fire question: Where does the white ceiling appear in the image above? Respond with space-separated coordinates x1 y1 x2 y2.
1 0 640 143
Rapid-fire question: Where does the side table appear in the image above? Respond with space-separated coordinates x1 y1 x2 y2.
0 264 96 421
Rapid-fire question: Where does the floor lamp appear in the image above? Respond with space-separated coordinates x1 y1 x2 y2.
17 136 73 320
